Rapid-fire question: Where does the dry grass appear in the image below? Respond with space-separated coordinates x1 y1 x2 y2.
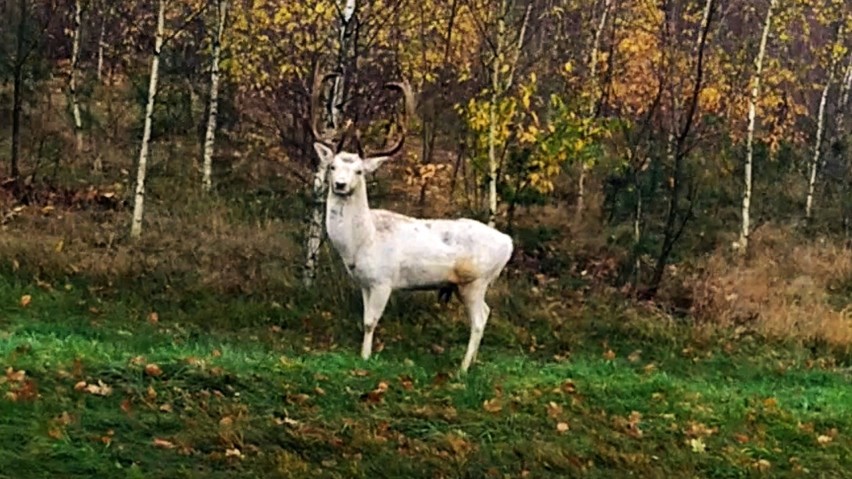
687 225 852 347
0 192 300 298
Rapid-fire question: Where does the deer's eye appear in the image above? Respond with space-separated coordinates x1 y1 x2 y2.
328 165 336 171
356 170 363 175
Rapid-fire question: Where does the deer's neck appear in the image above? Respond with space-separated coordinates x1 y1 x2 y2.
325 186 375 265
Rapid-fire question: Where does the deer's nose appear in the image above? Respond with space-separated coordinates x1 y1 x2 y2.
334 182 347 190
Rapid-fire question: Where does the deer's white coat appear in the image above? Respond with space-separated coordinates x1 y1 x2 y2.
315 144 513 371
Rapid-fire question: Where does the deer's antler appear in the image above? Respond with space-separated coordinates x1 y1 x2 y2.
310 66 347 152
361 79 416 158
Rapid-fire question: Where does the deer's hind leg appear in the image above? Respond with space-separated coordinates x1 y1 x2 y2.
458 279 490 372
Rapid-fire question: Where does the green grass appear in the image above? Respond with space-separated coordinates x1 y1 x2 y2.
0 275 850 479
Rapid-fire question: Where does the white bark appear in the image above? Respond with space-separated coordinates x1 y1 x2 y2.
69 0 84 152
805 83 830 220
836 55 852 134
577 0 613 217
304 165 328 286
303 0 357 286
739 0 776 253
486 1 530 228
486 7 503 229
97 14 105 82
806 24 845 220
202 0 228 192
130 0 165 240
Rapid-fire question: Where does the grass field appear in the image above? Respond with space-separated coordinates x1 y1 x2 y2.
0 273 850 479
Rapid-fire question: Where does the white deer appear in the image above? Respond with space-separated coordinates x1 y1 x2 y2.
310 76 513 372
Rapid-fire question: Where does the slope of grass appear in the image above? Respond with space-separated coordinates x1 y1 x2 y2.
0 275 850 479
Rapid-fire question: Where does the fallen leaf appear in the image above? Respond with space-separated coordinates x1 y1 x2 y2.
546 401 563 418
627 350 642 363
361 381 390 404
734 433 749 444
399 375 414 391
561 380 577 394
603 349 616 360
152 438 176 449
753 459 771 471
688 438 706 453
159 403 173 413
145 364 163 377
147 386 157 400
817 435 833 445
274 416 300 427
225 448 243 459
120 399 133 413
351 369 369 377
483 398 502 413
556 422 570 433
19 295 32 307
148 312 159 324
84 380 113 396
5 367 26 382
6 379 39 401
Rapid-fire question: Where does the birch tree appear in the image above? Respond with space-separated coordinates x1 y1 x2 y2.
96 1 112 83
130 0 165 240
303 0 357 287
737 0 778 254
576 0 614 218
68 0 85 152
202 0 228 192
486 0 531 228
806 20 846 221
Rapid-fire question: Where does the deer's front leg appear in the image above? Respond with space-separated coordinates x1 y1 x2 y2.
361 285 391 360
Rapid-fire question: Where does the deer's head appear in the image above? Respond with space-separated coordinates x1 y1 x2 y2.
310 72 414 198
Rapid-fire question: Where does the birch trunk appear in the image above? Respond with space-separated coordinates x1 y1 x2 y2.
805 23 845 221
739 0 776 253
303 0 357 287
487 0 508 228
631 154 643 289
577 0 613 217
485 1 530 228
835 55 852 136
97 12 105 82
805 82 830 220
69 0 84 152
202 0 228 192
130 0 165 240
486 8 503 228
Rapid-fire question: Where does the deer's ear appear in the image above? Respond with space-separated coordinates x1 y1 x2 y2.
363 156 390 173
313 142 334 167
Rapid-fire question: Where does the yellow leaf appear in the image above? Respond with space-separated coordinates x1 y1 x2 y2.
689 438 706 453
20 295 32 307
